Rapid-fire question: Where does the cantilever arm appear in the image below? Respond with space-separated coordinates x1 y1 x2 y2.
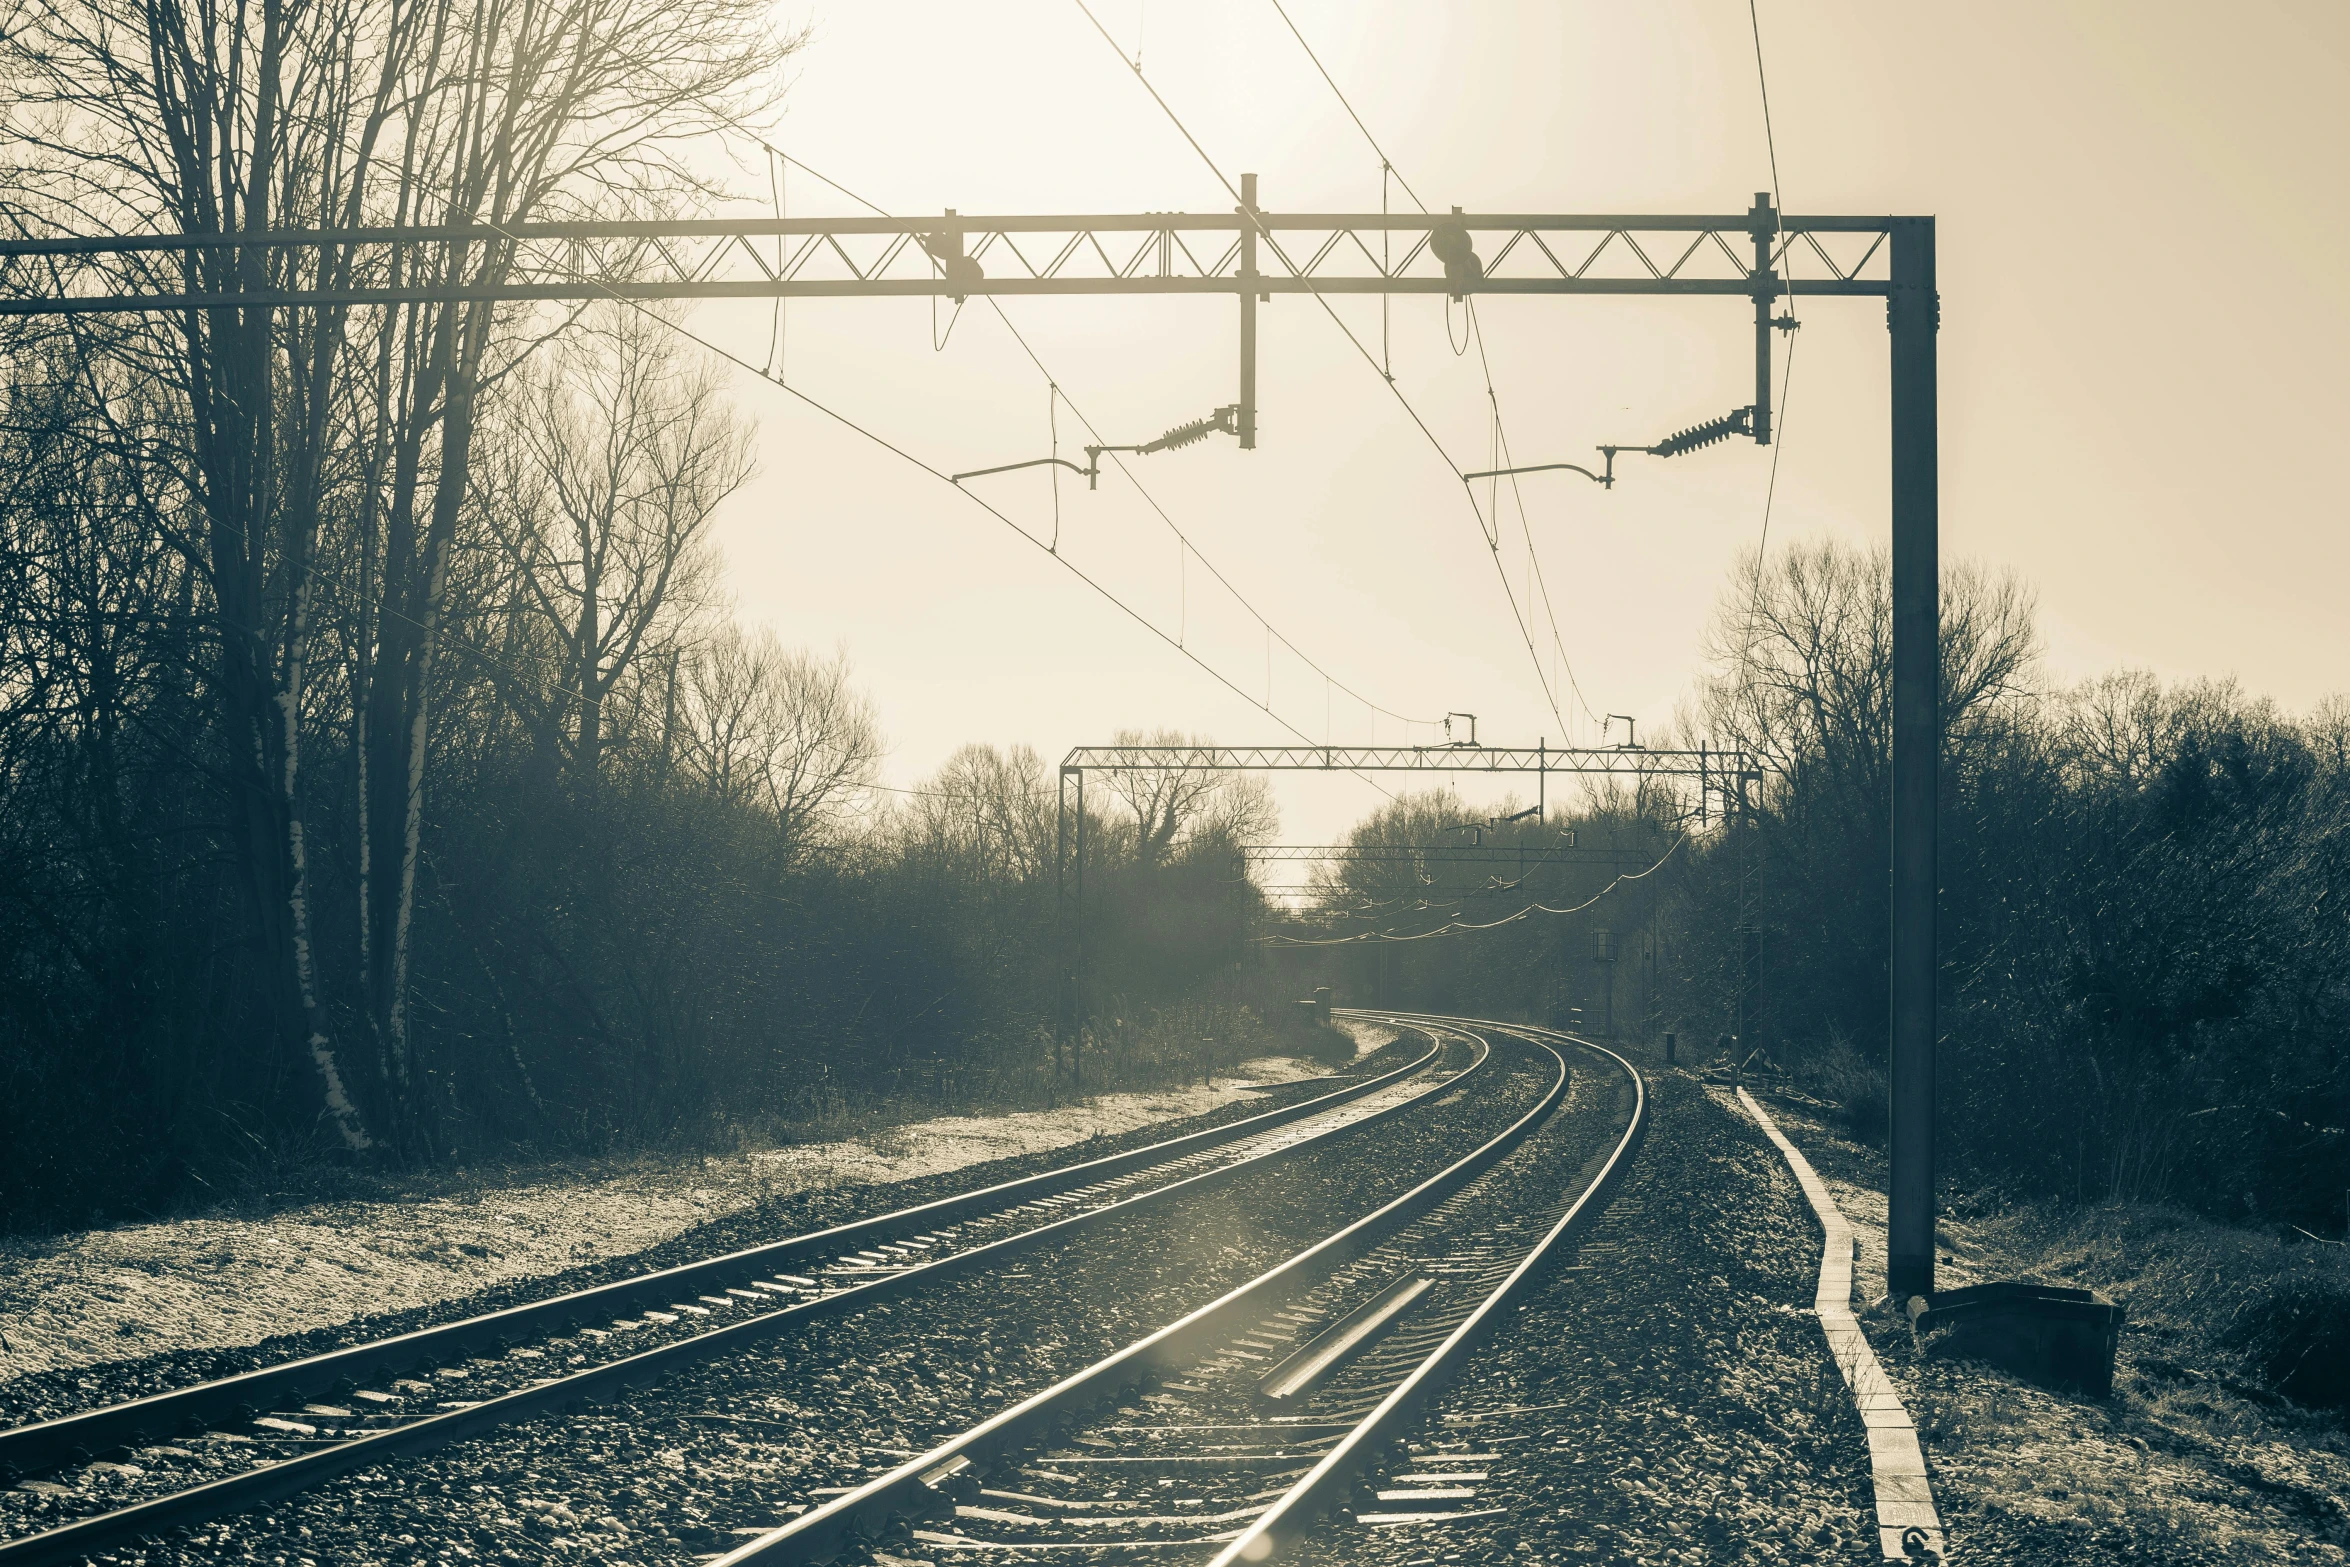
1462 406 1755 496
951 455 1096 485
956 404 1243 491
1460 460 1613 489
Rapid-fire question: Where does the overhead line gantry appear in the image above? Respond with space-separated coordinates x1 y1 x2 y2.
3 187 1945 1297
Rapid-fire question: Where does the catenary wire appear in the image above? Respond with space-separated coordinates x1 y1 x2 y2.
752 143 1439 741
1467 299 1600 727
1262 0 1603 739
1736 0 1798 719
475 216 1391 772
1749 0 1785 209
1272 78 1572 737
988 285 1437 737
1071 0 1575 741
1265 0 1426 214
1275 834 1678 934
1261 831 1684 944
722 158 1417 807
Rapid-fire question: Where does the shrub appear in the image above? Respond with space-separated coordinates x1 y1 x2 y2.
1795 1030 1890 1149
2225 1276 2350 1411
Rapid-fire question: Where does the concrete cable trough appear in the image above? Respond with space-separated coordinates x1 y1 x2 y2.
1738 1086 1948 1563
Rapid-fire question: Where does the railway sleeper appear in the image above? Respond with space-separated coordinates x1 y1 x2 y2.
717 1022 1583 1567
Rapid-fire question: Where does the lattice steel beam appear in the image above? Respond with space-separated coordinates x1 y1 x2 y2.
1 186 1935 1294
0 208 1895 314
1058 744 1730 776
1240 843 1629 864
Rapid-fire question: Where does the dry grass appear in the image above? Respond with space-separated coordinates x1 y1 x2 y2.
1747 1088 2350 1565
0 1056 1328 1384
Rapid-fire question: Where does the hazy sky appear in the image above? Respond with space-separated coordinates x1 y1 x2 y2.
683 1 2349 842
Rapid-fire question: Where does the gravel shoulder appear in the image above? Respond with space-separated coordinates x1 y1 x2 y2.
1747 1081 2350 1566
0 1045 1382 1422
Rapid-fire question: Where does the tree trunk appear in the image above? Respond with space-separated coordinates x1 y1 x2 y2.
366 296 493 1151
576 541 602 789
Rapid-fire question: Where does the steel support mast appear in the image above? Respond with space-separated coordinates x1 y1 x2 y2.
1887 219 1939 1300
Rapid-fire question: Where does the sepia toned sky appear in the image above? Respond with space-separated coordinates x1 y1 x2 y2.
688 1 2350 840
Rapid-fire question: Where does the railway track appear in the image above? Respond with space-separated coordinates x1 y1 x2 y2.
711 1015 1645 1566
0 1028 1479 1565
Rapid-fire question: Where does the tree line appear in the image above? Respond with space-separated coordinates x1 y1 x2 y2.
1686 539 2348 1228
7 0 2334 1240
0 0 1285 1227
1291 539 2348 1231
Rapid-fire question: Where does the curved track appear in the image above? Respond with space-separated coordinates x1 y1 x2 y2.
0 1032 1477 1565
711 1015 1646 1566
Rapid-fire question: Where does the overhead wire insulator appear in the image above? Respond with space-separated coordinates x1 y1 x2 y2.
1646 406 1755 458
942 255 985 297
1139 404 1240 454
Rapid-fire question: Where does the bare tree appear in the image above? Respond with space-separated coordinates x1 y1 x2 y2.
1193 774 1279 849
4 0 794 1148
678 629 881 857
2311 694 2350 776
1100 727 1272 868
910 743 1055 883
347 0 792 1143
1696 539 2039 804
1307 789 1457 915
5 0 445 1147
2055 669 2180 790
476 305 744 790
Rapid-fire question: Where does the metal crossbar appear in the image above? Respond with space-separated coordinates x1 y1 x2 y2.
0 184 1940 1301
0 210 1897 314
1242 844 1630 864
1057 744 1730 776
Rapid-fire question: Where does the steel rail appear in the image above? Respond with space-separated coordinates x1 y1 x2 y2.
0 1038 1473 1565
712 1017 1625 1565
0 1038 1436 1484
0 1038 1440 1484
1207 1015 1648 1565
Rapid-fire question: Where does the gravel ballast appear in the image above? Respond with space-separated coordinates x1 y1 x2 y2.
904 1033 1639 1563
1287 1062 1882 1567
